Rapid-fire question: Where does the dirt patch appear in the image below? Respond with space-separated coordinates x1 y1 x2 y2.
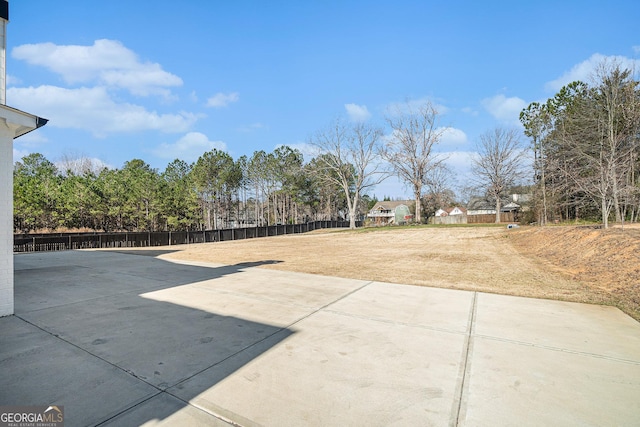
507 225 640 320
142 225 640 321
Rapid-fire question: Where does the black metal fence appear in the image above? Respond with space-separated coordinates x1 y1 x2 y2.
14 221 357 253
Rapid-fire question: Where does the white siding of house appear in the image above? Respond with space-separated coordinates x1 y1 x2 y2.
467 209 495 216
0 131 13 316
449 207 464 216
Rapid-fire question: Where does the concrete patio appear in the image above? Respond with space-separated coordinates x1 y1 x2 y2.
1 249 639 426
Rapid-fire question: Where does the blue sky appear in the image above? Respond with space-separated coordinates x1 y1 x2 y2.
7 0 640 198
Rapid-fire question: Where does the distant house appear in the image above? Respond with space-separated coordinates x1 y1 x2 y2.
433 206 467 224
449 206 466 216
367 200 414 225
435 206 466 217
466 198 501 216
467 195 528 223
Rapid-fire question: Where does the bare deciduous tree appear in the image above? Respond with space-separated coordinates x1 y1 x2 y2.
311 119 386 229
422 163 455 218
471 128 527 223
57 152 107 176
383 101 446 223
590 62 640 226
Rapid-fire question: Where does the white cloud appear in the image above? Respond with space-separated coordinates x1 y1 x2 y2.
545 53 640 92
11 39 182 97
633 46 640 54
439 127 468 148
152 132 226 162
206 92 239 108
442 151 474 176
6 74 21 86
100 65 181 97
481 94 526 123
7 85 200 137
344 103 371 122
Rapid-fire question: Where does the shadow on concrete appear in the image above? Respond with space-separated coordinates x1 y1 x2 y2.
109 249 184 257
2 251 293 426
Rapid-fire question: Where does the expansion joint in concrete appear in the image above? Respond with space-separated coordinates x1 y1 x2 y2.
16 313 234 425
451 291 477 426
473 334 640 366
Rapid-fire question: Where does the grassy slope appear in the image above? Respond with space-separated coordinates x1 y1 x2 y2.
507 225 640 321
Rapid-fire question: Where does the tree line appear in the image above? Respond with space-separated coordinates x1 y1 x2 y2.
13 100 459 233
520 62 640 227
14 62 640 233
13 146 371 233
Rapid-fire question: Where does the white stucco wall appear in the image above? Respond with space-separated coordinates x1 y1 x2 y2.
0 127 13 316
0 110 41 317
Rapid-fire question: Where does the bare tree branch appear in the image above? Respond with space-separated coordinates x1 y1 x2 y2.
382 100 446 222
311 119 386 229
471 128 527 223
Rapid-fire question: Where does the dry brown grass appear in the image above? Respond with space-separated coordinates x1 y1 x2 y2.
507 225 640 321
148 225 640 321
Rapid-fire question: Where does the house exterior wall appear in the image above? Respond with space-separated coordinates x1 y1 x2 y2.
0 128 13 316
394 205 411 224
370 215 393 225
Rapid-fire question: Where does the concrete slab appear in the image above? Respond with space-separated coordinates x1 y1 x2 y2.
3 249 640 426
0 315 158 426
326 281 474 333
460 336 640 426
474 293 640 361
171 310 467 426
182 263 371 310
101 393 233 426
140 283 313 327
14 251 220 312
20 287 295 389
456 292 640 426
